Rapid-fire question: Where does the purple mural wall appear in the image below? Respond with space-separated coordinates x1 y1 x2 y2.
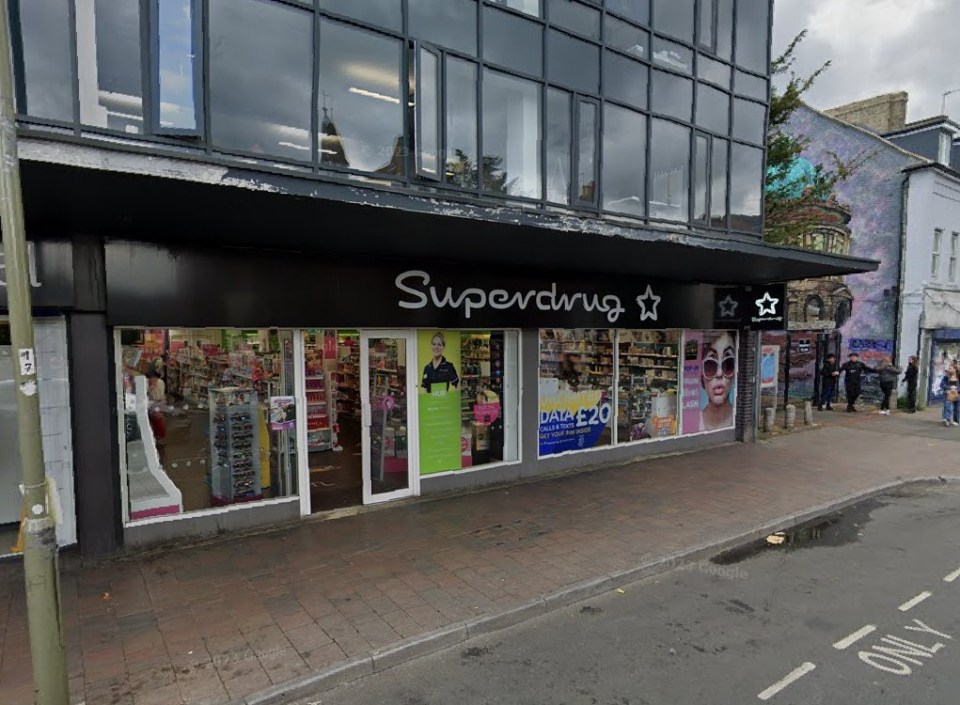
787 106 924 401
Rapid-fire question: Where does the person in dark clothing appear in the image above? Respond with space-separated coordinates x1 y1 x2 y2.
876 356 901 415
818 353 840 410
839 352 876 412
903 355 919 413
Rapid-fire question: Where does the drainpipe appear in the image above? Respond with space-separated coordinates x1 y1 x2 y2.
893 173 910 368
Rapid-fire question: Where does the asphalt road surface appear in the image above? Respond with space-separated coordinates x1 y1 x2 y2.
308 483 960 705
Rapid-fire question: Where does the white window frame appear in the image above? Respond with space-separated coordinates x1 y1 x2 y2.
932 228 943 279
950 232 959 283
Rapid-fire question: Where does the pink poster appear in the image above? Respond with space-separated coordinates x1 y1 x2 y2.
681 331 704 434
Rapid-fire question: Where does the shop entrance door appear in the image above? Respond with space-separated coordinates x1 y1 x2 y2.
360 331 418 504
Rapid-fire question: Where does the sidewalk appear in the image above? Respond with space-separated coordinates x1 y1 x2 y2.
1 408 958 705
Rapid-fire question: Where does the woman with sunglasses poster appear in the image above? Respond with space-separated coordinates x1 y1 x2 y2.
700 332 736 431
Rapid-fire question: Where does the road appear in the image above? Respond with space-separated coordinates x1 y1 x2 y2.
308 483 960 705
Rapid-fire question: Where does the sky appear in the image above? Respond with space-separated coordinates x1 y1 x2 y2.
771 0 960 124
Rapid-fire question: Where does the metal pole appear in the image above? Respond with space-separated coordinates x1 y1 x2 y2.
0 1 70 703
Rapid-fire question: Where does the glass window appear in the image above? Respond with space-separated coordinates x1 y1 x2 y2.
156 0 200 132
949 233 958 282
617 330 681 442
74 0 143 132
602 104 646 217
652 37 693 75
538 329 614 456
696 83 729 134
735 0 769 73
651 70 692 121
319 0 402 31
649 118 690 221
577 101 598 202
606 0 649 26
445 58 479 187
546 89 572 204
603 15 649 59
119 328 299 521
732 98 766 143
710 137 728 227
716 0 733 59
698 0 714 48
409 0 477 56
735 70 768 101
209 0 312 160
488 0 542 16
932 229 943 278
729 143 763 234
603 51 648 110
652 0 694 42
483 6 543 76
548 30 599 94
318 21 404 174
417 330 521 473
694 134 708 222
698 56 731 88
16 0 74 121
417 47 441 178
548 0 600 39
482 70 542 198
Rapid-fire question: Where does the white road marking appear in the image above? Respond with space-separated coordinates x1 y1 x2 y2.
833 625 877 650
944 567 960 583
899 591 932 611
757 662 816 701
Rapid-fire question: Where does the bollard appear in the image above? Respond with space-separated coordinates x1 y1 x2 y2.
763 407 775 432
803 400 813 425
784 404 796 429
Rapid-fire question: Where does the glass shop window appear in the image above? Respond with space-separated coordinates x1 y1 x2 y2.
15 0 75 121
734 0 770 74
319 0 402 32
444 57 479 187
617 330 681 442
652 0 694 42
408 0 478 56
602 104 646 217
482 69 542 198
155 0 201 132
649 118 690 222
729 143 763 234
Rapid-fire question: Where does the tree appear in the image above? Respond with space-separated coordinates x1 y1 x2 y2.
764 31 865 245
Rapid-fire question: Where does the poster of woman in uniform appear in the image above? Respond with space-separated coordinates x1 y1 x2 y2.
418 331 462 474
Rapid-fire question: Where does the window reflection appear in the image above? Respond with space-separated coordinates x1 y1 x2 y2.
698 0 714 47
548 0 600 39
319 0 402 31
735 0 769 73
733 98 766 144
606 0 649 26
445 58 478 187
157 0 198 131
489 0 542 17
604 51 648 110
604 16 649 59
716 0 733 60
650 119 689 221
318 21 404 174
417 47 440 178
696 84 729 134
698 56 731 89
652 37 692 75
483 6 543 76
577 102 597 202
17 0 74 121
76 0 143 132
730 143 763 234
209 0 312 160
652 0 694 42
694 135 708 222
546 89 572 204
710 138 728 227
651 70 692 122
735 70 768 101
482 70 542 198
548 30 599 94
602 105 646 217
408 0 477 55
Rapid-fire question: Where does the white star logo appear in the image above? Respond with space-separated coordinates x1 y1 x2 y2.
718 294 738 318
636 285 661 322
755 291 780 316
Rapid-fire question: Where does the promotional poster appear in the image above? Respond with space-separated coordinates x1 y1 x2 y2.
538 387 613 455
681 330 737 434
417 330 463 474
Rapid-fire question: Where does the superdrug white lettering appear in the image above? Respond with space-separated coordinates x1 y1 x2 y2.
395 270 629 323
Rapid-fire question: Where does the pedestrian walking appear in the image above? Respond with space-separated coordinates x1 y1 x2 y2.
839 352 875 412
876 356 900 415
903 355 919 413
940 364 960 427
817 353 840 411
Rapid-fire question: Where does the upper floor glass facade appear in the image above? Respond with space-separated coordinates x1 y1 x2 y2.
11 0 771 236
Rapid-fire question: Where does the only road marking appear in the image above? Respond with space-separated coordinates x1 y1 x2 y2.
757 662 816 701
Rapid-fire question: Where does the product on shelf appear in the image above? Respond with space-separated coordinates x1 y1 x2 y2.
304 331 338 452
209 387 263 505
616 330 680 441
